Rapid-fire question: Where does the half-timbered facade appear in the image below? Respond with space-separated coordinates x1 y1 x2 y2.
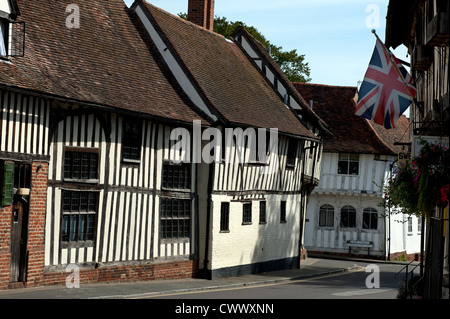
132 0 327 279
385 0 449 298
1 0 210 289
295 83 422 260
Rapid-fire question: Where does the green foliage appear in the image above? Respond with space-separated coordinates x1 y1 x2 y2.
385 140 449 218
178 14 311 83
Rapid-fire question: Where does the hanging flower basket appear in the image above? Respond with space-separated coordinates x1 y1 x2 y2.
385 140 449 218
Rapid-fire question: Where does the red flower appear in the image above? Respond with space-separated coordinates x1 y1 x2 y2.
439 184 449 205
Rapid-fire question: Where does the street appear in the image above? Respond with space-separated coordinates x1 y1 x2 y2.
138 262 406 300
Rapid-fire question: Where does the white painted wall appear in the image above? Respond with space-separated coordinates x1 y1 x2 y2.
388 212 423 258
305 193 385 255
210 194 300 270
315 153 390 195
0 0 11 15
305 152 422 258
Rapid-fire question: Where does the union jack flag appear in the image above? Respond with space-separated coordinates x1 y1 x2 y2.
355 39 416 129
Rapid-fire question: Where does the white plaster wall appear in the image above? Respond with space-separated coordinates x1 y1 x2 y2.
210 194 300 270
388 212 422 257
305 193 385 255
316 153 392 194
0 0 11 14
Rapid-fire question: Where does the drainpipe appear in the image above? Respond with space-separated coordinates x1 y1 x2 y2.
203 156 215 279
387 159 397 261
298 141 307 269
298 140 319 268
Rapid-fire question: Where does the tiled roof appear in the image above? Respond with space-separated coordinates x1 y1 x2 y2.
0 0 207 124
293 82 406 155
368 114 410 154
140 1 318 139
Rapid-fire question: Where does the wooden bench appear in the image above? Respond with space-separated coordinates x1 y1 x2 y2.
346 240 373 256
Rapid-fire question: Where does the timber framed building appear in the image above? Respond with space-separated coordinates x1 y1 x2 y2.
295 83 421 260
0 0 326 289
385 0 449 298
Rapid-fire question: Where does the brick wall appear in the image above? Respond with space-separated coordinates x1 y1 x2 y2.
24 162 48 287
0 203 12 290
41 259 198 287
187 0 215 31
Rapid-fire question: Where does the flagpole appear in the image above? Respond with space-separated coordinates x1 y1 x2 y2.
371 29 416 100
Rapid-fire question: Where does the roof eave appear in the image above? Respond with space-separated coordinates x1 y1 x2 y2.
385 0 420 49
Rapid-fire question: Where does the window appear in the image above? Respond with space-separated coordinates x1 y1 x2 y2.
0 19 24 58
319 204 334 227
362 208 378 230
338 153 359 175
1 160 14 207
242 202 252 224
160 198 191 239
61 191 97 244
418 217 422 233
340 205 356 228
162 163 191 189
122 118 142 162
408 217 412 233
220 202 230 232
64 149 99 181
280 201 287 223
0 19 7 56
1 162 32 206
248 129 271 164
259 201 266 224
286 138 298 167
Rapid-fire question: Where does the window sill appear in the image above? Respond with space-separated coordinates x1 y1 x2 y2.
61 240 94 249
63 178 100 184
246 161 268 167
242 222 253 225
160 187 192 193
160 238 190 244
122 158 141 165
220 230 230 233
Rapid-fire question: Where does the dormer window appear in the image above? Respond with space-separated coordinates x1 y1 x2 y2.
0 18 7 56
0 0 24 58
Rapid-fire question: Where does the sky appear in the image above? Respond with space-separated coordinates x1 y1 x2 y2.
124 0 410 89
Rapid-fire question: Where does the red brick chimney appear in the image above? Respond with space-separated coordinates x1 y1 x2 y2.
188 0 215 31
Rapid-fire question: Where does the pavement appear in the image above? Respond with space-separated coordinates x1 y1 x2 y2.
0 256 403 299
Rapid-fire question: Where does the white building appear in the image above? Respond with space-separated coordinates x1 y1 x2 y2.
295 83 422 260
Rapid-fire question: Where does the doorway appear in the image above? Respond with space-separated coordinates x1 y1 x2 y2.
9 162 32 284
10 197 29 283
